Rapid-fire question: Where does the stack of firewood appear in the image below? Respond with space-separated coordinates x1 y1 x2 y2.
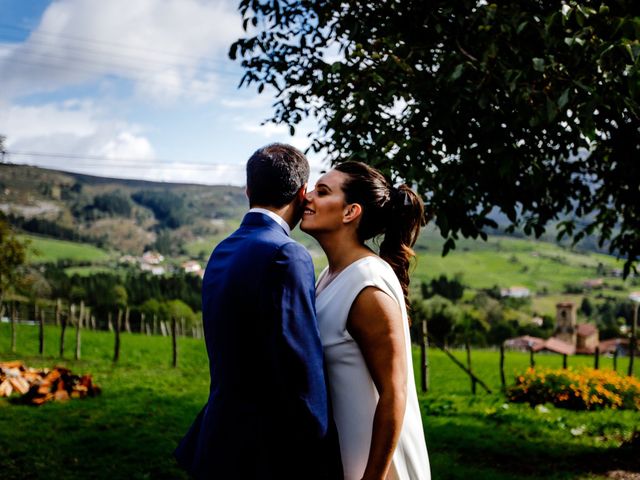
0 361 101 405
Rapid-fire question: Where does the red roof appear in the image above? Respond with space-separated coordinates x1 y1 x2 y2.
576 323 598 337
599 338 628 354
542 337 576 356
504 336 545 351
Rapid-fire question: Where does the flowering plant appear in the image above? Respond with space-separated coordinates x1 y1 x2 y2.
507 367 640 411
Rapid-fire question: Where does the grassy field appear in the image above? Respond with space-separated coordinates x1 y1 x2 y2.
410 231 629 294
1 324 638 479
20 234 113 264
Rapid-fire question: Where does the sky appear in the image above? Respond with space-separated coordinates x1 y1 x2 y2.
0 0 327 186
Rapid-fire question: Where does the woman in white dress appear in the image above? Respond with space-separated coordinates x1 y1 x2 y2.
300 161 430 480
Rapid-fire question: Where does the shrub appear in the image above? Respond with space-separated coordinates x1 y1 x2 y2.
507 367 640 411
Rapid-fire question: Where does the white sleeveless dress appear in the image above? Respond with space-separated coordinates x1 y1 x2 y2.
316 256 431 480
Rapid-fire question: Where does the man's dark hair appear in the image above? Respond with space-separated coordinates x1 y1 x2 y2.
246 143 310 207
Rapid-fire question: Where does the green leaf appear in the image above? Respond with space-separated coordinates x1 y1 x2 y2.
557 88 570 110
450 64 464 81
532 58 545 72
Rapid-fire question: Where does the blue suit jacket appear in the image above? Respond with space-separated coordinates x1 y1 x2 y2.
175 212 342 479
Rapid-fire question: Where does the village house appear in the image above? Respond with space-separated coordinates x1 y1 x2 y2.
505 301 625 356
500 286 531 298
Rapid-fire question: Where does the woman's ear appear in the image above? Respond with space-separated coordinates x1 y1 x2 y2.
343 203 362 224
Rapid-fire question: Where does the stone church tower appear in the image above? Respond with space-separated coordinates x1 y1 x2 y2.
554 302 577 345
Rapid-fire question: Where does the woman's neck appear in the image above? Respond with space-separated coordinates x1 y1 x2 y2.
316 230 372 274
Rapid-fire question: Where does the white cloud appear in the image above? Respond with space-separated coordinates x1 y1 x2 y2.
93 132 155 160
237 121 290 138
221 96 272 109
0 0 242 103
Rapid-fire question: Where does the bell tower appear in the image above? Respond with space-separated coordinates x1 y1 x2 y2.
554 302 577 345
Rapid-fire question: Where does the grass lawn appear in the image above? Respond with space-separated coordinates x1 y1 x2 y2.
20 234 113 264
1 324 638 479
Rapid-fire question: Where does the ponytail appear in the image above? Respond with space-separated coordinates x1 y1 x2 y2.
379 185 424 316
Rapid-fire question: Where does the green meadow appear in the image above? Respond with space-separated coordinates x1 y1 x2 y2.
20 234 113 264
1 324 638 480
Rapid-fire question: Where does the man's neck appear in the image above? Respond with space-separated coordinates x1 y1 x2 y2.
250 205 297 232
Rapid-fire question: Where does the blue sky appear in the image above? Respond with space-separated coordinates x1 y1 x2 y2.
0 0 326 185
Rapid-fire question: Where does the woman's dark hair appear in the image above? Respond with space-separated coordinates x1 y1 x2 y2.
334 161 425 316
246 143 309 207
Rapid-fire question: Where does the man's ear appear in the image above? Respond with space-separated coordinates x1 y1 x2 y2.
343 203 362 224
245 186 250 200
296 183 307 203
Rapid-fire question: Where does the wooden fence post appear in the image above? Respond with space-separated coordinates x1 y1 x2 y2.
114 309 122 362
562 354 568 369
153 314 158 335
108 312 113 332
529 347 535 368
10 303 17 353
39 307 45 356
75 301 83 360
420 318 429 393
466 341 476 395
499 343 506 390
629 302 637 377
59 308 67 358
140 313 146 334
171 317 178 368
124 307 131 333
55 298 61 326
594 346 599 370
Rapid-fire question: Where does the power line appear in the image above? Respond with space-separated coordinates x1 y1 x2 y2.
6 150 245 171
0 23 233 64
0 29 239 74
3 57 239 96
4 47 240 79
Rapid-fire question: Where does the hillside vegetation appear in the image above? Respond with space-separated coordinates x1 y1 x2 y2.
1 164 246 256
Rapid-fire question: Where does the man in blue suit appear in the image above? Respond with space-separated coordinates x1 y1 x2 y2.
175 144 342 479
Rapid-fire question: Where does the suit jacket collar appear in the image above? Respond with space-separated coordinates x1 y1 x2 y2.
241 211 290 236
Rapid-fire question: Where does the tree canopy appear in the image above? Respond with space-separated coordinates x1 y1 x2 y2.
0 214 28 304
230 0 640 274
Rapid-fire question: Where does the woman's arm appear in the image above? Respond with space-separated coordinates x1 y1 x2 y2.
347 286 408 480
